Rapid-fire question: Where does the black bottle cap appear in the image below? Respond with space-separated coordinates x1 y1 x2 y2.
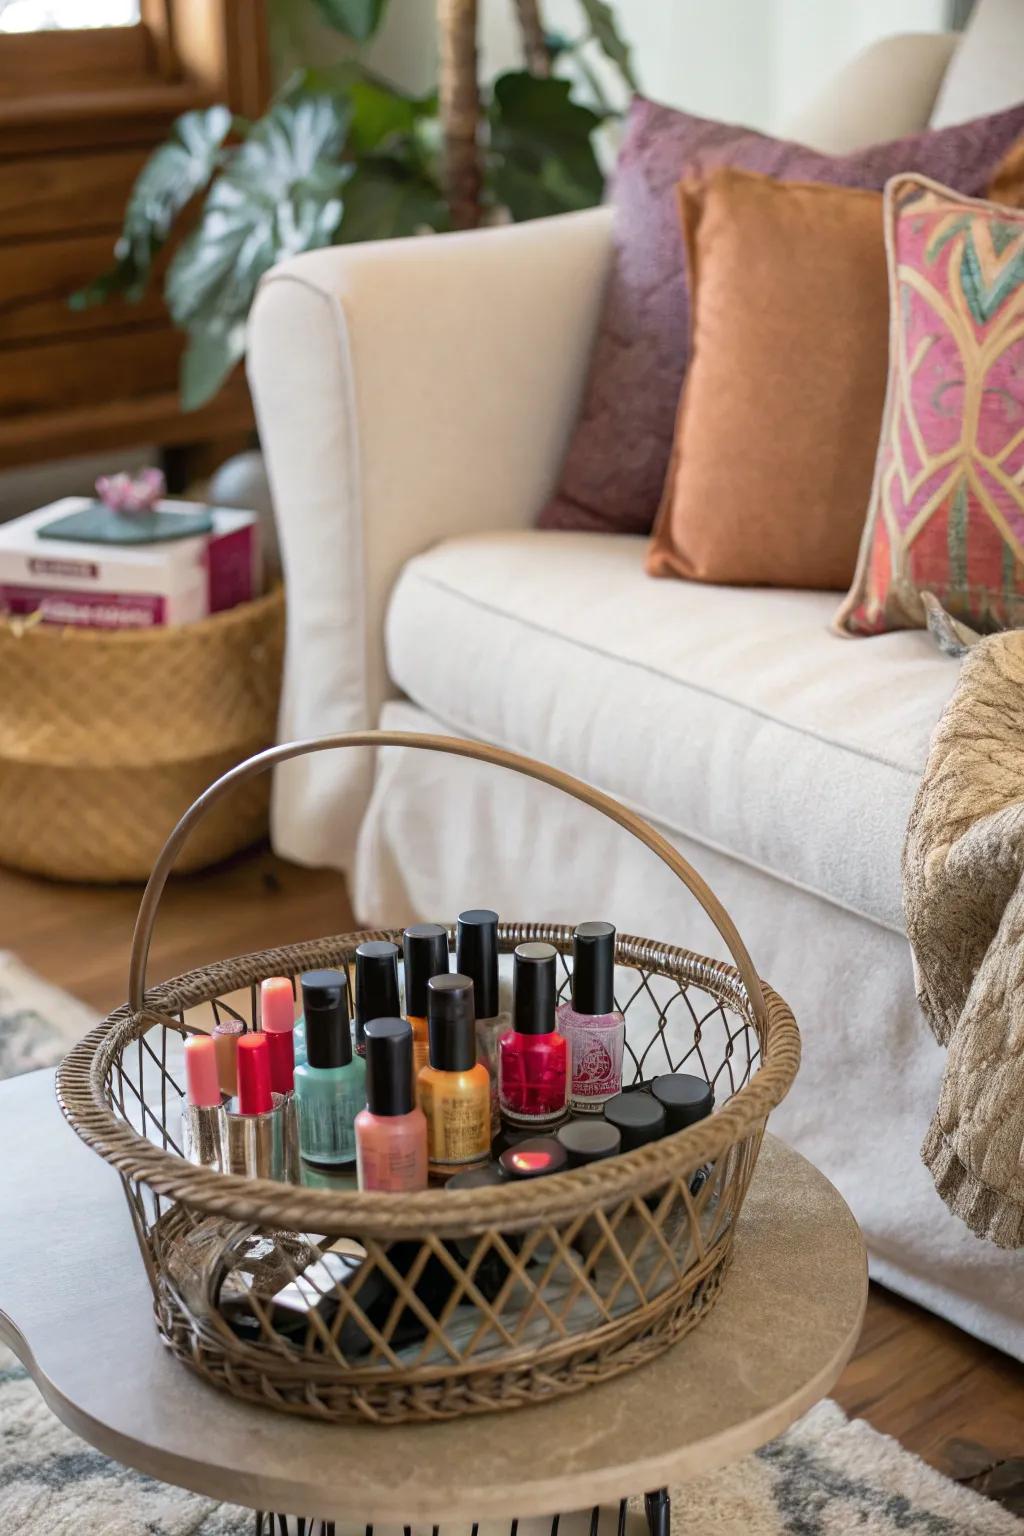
603 1090 666 1151
364 1018 414 1116
403 923 449 1017
445 1164 505 1192
571 921 616 1015
354 940 401 1049
301 969 351 1069
427 973 477 1072
557 1119 622 1167
651 1074 714 1133
456 908 499 1019
512 941 557 1035
499 1136 568 1180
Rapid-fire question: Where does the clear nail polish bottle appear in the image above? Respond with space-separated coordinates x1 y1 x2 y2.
294 969 366 1167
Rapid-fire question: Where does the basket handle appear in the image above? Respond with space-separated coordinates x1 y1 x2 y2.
128 730 766 1024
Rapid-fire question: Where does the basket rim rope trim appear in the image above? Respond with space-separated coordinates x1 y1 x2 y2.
56 926 800 1236
126 730 770 1022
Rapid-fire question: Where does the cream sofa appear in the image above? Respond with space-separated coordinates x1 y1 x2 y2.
249 11 1024 1360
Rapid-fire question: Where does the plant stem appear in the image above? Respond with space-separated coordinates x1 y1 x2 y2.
514 0 551 76
438 0 482 229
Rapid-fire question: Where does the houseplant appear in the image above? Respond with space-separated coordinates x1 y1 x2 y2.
74 0 636 410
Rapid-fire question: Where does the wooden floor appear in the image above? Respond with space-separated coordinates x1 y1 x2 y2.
2 845 1022 1500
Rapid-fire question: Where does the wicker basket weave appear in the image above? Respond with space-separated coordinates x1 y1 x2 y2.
0 587 283 882
57 731 801 1425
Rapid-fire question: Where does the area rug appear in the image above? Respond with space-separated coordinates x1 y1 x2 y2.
1 959 1021 1536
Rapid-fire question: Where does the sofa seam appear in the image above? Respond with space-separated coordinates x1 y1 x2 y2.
397 565 928 780
382 696 908 938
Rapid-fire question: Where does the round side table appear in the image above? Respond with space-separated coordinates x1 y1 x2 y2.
0 1070 866 1533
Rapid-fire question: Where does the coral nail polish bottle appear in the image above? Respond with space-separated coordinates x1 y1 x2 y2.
417 973 491 1178
355 1018 428 1193
498 942 568 1132
354 940 401 1058
294 969 366 1167
403 922 450 1079
556 921 625 1114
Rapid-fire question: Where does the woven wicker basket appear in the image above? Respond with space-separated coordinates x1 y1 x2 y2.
0 587 283 882
57 731 800 1425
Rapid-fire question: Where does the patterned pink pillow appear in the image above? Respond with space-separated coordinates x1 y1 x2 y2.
836 174 1024 636
538 96 1024 537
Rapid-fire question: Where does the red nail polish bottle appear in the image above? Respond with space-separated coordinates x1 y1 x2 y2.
498 942 568 1132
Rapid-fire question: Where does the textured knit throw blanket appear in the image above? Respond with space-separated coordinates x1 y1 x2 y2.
903 630 1024 1248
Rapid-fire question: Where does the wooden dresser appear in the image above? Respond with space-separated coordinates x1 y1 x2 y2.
0 1 268 474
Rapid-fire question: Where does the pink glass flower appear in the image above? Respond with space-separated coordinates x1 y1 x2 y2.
95 466 165 515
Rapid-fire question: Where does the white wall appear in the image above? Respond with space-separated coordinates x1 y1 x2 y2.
366 0 951 133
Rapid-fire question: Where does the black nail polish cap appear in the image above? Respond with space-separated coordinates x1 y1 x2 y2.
301 969 351 1069
354 940 401 1049
364 1017 414 1116
456 908 499 1019
651 1074 714 1133
403 923 449 1017
571 921 616 1015
427 973 476 1072
513 941 557 1035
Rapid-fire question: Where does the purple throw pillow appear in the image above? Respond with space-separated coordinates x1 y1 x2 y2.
538 95 1024 536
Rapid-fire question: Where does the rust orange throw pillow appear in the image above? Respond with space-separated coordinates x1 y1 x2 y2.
836 174 1024 636
647 169 891 590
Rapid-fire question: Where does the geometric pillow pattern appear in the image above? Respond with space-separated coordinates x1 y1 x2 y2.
837 173 1024 637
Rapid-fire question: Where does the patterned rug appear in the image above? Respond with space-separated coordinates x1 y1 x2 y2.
1 955 1020 1536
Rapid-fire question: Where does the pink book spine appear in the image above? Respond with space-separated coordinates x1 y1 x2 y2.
0 584 166 629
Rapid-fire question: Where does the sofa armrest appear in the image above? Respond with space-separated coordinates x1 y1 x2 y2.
782 31 958 153
247 204 614 871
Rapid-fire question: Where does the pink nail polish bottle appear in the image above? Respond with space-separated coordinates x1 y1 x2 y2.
556 921 625 1114
355 1018 428 1193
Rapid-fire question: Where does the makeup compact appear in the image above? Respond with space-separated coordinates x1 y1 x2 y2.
557 1118 621 1168
498 1136 568 1181
602 1089 667 1151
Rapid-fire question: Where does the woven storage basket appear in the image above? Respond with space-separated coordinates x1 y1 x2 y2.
0 587 283 882
58 731 800 1425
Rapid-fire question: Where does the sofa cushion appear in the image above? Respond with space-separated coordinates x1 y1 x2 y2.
385 531 960 932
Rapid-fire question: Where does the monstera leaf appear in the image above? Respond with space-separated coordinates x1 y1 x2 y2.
71 106 232 307
338 158 448 242
576 0 638 91
489 72 603 221
347 77 437 154
167 98 350 410
311 0 389 41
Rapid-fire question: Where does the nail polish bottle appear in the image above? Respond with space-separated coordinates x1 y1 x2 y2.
417 973 491 1178
456 908 507 1128
355 1019 428 1193
261 976 299 1182
403 922 450 1080
225 1033 284 1179
556 921 625 1114
293 969 366 1167
181 1034 227 1171
212 1016 244 1097
498 942 568 1132
354 940 401 1059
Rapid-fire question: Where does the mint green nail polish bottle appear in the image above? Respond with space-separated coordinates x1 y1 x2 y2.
294 969 365 1166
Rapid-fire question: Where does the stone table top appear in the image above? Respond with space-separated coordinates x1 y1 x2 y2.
0 1069 866 1521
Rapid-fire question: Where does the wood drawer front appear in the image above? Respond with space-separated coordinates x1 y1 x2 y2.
0 149 147 241
0 233 164 343
0 324 183 418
